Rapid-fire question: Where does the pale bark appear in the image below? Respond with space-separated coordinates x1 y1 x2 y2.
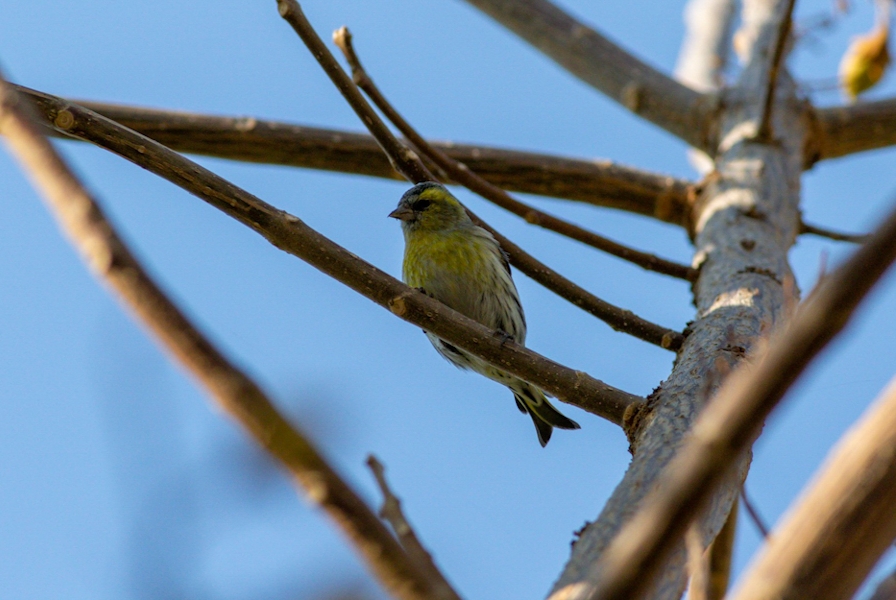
675 0 738 175
547 1 803 598
729 377 896 600
675 0 737 92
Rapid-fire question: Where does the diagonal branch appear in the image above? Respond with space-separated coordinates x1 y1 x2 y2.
366 455 455 599
19 82 638 424
576 190 896 600
0 69 458 600
729 375 896 600
23 90 696 226
14 98 685 350
814 96 896 161
333 27 697 282
461 0 717 151
274 0 685 351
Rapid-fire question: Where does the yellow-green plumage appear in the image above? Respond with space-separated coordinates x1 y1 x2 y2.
390 182 580 446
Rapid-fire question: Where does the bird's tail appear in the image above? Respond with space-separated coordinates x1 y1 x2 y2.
512 384 580 447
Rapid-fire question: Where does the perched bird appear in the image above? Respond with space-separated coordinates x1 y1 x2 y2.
389 182 580 446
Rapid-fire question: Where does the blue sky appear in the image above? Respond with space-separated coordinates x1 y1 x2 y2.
2 1 896 598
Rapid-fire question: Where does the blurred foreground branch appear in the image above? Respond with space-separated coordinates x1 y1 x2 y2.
730 376 896 600
0 70 458 600
580 184 896 599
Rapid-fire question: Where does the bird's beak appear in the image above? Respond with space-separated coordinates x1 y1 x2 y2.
388 206 415 221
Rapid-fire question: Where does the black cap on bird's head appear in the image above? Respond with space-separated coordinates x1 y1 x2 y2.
389 182 469 231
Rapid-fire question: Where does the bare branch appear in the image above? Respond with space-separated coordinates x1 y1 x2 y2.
462 0 718 152
730 376 896 600
685 505 734 600
333 27 697 282
706 501 737 599
274 0 685 351
675 0 738 175
0 69 455 600
549 1 808 597
740 487 771 538
755 0 797 141
18 81 638 424
814 97 896 161
675 0 738 92
366 455 458 600
685 525 711 600
573 187 896 600
21 89 695 226
800 220 870 243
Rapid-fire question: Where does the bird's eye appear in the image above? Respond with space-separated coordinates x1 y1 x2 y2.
413 199 432 211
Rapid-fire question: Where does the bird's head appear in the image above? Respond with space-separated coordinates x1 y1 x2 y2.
389 182 469 233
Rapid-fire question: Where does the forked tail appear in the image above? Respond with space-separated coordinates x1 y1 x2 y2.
512 383 580 447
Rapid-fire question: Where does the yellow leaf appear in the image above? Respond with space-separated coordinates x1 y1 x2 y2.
839 25 891 99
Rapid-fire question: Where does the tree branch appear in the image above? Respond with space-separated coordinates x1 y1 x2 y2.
687 501 738 600
675 0 738 175
705 500 737 599
333 27 697 282
740 487 770 538
755 0 797 141
730 376 896 600
25 90 696 226
814 96 896 160
799 219 869 243
366 455 456 600
576 186 896 600
675 0 738 93
0 69 457 600
461 0 718 152
549 1 807 597
18 78 638 424
274 0 685 351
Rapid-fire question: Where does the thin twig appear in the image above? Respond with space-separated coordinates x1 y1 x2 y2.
740 486 770 538
0 70 454 600
275 0 685 351
800 219 870 243
366 455 457 600
576 187 896 600
16 88 696 226
21 83 639 424
756 0 798 141
333 27 697 282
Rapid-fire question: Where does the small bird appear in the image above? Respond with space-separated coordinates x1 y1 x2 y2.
389 182 580 446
